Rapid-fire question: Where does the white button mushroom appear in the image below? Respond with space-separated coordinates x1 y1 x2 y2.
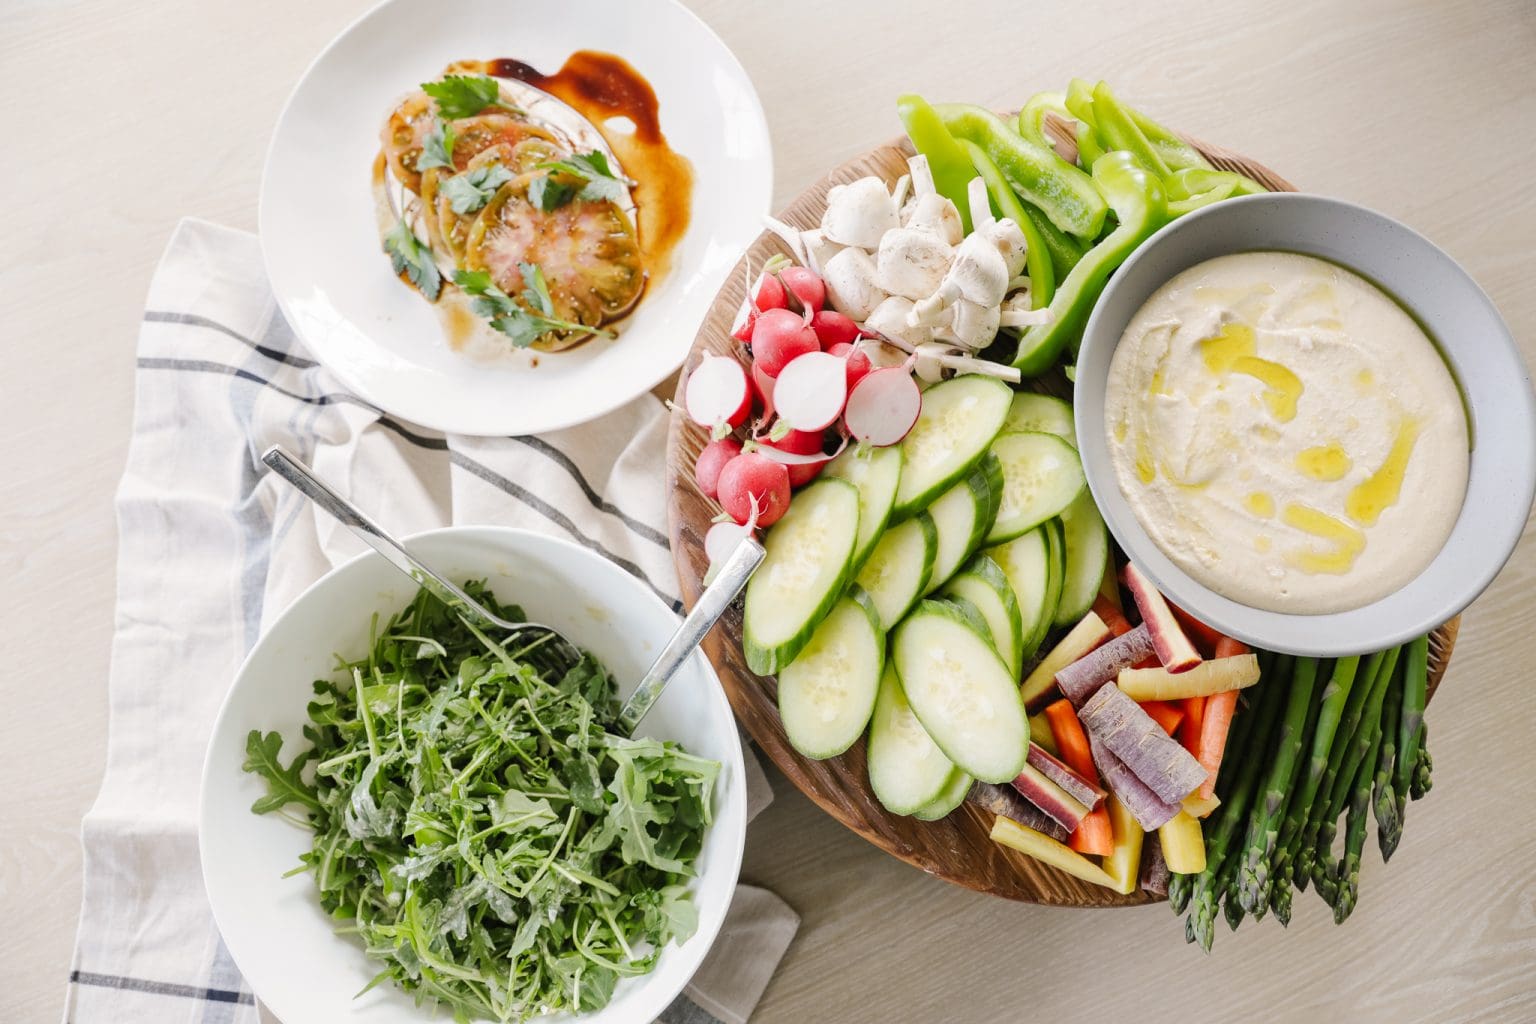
821 177 900 250
903 194 963 245
821 247 888 321
864 295 933 348
875 227 953 301
990 218 1030 279
939 299 1002 351
800 229 846 276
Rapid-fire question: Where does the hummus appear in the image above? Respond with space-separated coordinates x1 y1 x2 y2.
1104 251 1468 613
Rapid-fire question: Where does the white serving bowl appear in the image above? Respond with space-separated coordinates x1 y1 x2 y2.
1074 192 1536 656
199 527 746 1024
259 0 772 436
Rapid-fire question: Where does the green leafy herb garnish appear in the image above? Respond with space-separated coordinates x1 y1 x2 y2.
421 74 511 119
454 266 611 348
414 117 457 172
537 150 631 204
440 163 513 214
528 173 576 212
243 582 718 1023
382 219 442 300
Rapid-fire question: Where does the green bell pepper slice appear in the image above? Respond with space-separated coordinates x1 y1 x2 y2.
897 94 981 234
1017 91 1068 151
1090 81 1171 177
1011 151 1168 375
932 102 1107 239
960 139 1054 308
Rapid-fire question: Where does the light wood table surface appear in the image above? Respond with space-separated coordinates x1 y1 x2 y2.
5 0 1534 1020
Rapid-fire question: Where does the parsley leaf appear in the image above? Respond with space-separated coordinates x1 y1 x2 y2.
420 74 508 119
538 150 632 203
439 163 513 214
382 219 442 300
452 266 611 348
414 117 456 173
528 173 576 212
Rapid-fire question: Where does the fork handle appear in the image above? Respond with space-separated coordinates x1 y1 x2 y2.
260 445 498 623
617 537 765 735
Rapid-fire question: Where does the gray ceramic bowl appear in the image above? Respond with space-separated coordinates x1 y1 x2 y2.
1074 192 1535 656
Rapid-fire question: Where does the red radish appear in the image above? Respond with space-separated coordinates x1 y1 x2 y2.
779 266 825 312
704 519 757 583
773 351 848 432
843 366 921 446
828 341 873 390
751 362 777 420
751 308 819 377
763 427 828 487
717 452 791 527
694 437 743 500
684 354 750 433
729 272 790 341
812 310 860 349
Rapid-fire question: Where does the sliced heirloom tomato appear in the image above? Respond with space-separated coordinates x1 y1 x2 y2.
380 90 436 194
464 173 645 351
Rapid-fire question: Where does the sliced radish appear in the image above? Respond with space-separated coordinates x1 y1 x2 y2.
751 361 777 416
812 309 861 349
704 518 759 584
843 365 922 446
751 308 820 377
779 266 826 313
695 437 743 500
828 341 873 391
730 304 758 343
773 351 849 432
717 452 791 527
684 353 751 433
763 427 830 487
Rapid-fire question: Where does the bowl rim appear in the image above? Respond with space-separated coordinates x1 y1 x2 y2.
196 523 747 1022
255 0 773 437
1074 191 1536 656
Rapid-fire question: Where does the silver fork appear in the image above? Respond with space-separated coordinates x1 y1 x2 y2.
260 445 762 734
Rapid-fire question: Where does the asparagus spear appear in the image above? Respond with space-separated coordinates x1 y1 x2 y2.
1334 661 1394 923
1267 655 1357 919
1394 635 1429 809
1410 728 1433 800
1236 656 1322 916
1168 869 1193 915
1187 655 1290 950
1295 648 1391 889
1373 660 1405 861
1223 885 1246 932
1313 645 1399 902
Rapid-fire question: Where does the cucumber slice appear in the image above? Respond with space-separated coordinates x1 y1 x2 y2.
1003 391 1076 445
984 431 1087 545
892 375 1013 521
923 453 1003 595
987 523 1062 663
743 478 861 674
912 769 974 820
854 512 937 631
823 444 903 575
867 663 957 815
1053 489 1110 627
943 555 1025 679
892 599 1031 783
777 591 883 759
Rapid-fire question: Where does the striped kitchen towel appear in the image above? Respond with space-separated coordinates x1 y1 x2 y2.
63 218 798 1024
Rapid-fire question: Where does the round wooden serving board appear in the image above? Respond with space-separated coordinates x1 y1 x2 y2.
665 123 1457 906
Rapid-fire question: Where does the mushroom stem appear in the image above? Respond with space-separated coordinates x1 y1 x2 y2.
968 176 996 234
909 154 937 197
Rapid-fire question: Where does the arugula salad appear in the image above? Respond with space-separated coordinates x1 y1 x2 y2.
377 62 646 352
244 581 718 1022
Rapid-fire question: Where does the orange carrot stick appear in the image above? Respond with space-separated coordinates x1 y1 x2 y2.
1139 699 1185 735
1180 696 1206 756
1092 594 1134 637
1068 805 1115 856
1044 699 1096 780
1196 636 1250 798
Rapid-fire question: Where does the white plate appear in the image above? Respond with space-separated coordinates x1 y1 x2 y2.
259 0 771 436
199 527 747 1023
